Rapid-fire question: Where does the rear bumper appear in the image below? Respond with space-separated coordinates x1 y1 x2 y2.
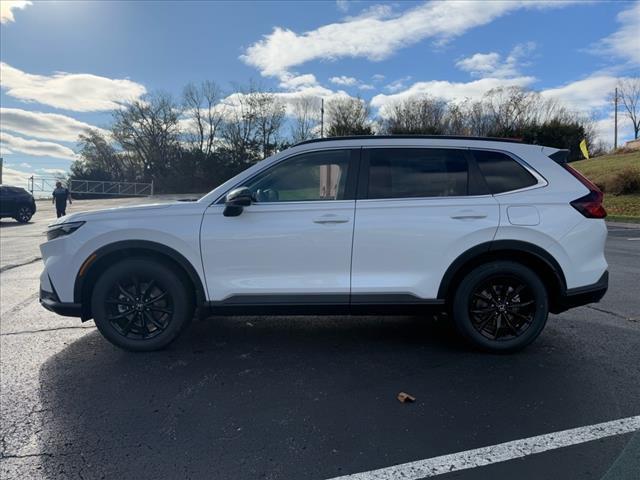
40 288 82 318
554 271 608 312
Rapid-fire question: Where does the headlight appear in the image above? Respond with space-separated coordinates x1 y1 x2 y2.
46 221 85 241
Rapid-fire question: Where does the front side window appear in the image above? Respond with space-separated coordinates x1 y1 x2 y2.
472 150 538 193
367 148 469 199
245 149 351 202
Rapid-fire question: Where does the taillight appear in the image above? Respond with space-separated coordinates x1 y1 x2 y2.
562 164 607 219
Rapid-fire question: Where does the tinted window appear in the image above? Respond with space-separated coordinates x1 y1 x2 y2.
367 148 469 199
472 150 537 193
245 149 351 202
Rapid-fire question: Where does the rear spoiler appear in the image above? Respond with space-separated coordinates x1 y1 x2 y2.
547 149 570 164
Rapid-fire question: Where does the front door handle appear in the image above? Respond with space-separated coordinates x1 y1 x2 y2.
313 215 349 224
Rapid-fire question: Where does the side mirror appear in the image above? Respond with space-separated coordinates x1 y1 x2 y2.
223 187 252 217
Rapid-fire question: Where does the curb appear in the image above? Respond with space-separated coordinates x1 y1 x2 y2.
606 221 640 229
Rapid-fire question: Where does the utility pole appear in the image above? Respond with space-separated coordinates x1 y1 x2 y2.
320 98 324 138
614 87 618 150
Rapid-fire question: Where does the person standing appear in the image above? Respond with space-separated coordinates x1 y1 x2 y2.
52 181 72 218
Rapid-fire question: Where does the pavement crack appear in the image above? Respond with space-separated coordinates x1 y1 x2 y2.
0 257 41 273
1 325 95 336
585 305 630 320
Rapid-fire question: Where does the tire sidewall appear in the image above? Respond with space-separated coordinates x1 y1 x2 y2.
452 261 549 352
91 258 193 351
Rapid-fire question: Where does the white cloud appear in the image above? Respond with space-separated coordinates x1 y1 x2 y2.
241 1 571 77
330 75 358 86
336 0 349 13
540 75 619 112
591 1 640 66
0 1 31 24
384 76 413 93
0 166 32 187
0 132 77 161
0 63 147 112
19 162 32 168
372 74 386 82
371 76 536 114
221 85 352 119
278 73 319 90
38 168 68 176
329 75 374 90
1 108 108 143
456 42 536 78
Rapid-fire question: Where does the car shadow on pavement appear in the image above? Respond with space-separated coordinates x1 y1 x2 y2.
0 220 32 228
36 314 638 480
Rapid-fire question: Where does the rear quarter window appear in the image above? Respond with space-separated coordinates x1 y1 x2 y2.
472 150 538 194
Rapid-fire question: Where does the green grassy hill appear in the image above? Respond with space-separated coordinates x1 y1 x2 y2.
572 150 640 222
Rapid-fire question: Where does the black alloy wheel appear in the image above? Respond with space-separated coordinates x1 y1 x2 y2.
468 275 536 341
452 261 549 352
105 275 174 340
91 258 193 351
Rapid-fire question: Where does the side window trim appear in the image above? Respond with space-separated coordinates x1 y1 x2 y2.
358 146 490 201
469 147 548 195
214 148 361 205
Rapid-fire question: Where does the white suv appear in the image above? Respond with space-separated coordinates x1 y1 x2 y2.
39 136 608 352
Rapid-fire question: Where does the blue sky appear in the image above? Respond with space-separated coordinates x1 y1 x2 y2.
1 0 638 187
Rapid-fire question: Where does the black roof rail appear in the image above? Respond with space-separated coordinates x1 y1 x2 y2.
293 135 525 147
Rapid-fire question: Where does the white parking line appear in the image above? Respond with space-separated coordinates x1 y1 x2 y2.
627 238 640 241
326 415 640 480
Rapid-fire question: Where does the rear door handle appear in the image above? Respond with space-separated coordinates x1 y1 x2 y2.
313 214 349 224
450 211 487 220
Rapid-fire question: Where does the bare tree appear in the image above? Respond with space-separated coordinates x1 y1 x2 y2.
111 92 182 180
290 96 321 143
249 91 285 159
73 129 142 181
618 77 640 139
182 81 225 156
326 97 372 137
222 84 285 162
380 96 447 134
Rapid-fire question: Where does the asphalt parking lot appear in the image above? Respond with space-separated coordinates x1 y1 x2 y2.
1 198 639 479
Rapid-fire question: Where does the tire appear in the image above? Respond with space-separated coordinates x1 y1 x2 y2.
451 261 549 352
14 205 33 223
91 258 194 351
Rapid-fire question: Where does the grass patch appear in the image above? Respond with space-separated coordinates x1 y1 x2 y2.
602 194 640 219
572 150 640 181
572 151 640 221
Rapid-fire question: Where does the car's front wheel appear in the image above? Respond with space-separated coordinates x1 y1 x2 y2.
14 205 33 223
91 258 194 351
451 261 549 352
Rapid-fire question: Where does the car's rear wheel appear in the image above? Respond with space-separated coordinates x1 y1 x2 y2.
91 258 194 351
14 205 33 223
451 261 548 352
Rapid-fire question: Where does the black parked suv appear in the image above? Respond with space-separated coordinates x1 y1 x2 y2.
0 185 37 223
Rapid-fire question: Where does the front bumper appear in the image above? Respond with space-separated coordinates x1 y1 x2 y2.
39 288 82 318
554 270 608 312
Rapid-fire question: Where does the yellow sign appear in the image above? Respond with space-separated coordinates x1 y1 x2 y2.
579 139 590 159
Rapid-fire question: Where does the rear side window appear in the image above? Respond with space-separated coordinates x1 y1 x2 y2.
367 148 469 199
472 150 537 194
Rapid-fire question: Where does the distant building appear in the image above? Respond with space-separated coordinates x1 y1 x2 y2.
624 139 640 151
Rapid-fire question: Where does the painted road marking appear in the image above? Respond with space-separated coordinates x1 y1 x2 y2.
627 238 640 241
326 415 640 480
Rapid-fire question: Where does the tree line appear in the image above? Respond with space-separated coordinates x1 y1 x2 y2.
70 79 639 194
